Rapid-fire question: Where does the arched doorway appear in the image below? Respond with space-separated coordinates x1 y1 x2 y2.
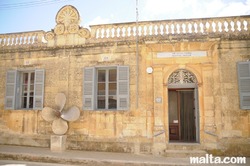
168 69 199 143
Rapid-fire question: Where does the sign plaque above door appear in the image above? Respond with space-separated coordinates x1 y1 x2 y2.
157 51 207 58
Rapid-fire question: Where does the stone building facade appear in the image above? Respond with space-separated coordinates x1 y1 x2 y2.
0 5 249 156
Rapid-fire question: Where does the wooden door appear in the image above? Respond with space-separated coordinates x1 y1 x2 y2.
168 90 179 140
179 90 196 142
168 89 196 142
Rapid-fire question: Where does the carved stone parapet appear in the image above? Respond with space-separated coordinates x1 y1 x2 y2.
0 6 249 49
90 16 250 40
0 31 45 48
44 5 91 45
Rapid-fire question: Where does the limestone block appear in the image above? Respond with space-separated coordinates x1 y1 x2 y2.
223 119 233 130
221 97 234 110
204 142 218 150
50 135 67 152
203 96 214 110
221 69 237 83
152 143 166 155
204 132 217 143
214 109 222 122
74 128 88 135
153 125 166 144
205 117 215 125
204 125 216 133
122 129 136 137
205 110 214 117
221 130 242 138
203 84 213 96
154 117 164 126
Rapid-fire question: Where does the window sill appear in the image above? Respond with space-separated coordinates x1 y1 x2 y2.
85 109 128 113
5 109 40 112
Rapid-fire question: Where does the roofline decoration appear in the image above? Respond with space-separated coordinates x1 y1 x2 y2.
45 5 90 42
0 5 249 49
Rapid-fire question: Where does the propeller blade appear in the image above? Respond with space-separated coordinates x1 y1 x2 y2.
55 93 66 112
52 118 68 135
61 106 80 122
41 107 59 122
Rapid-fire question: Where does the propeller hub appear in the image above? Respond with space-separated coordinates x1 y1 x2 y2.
54 110 61 118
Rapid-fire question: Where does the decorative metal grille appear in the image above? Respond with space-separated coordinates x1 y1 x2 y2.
168 69 197 84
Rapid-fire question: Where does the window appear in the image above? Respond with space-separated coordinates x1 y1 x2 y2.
5 69 45 110
21 72 35 109
83 66 129 110
97 69 117 109
237 61 250 110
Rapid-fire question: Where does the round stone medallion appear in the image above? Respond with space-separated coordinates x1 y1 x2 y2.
56 5 80 26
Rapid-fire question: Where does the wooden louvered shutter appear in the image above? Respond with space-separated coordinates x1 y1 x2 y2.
5 70 17 110
237 61 250 110
34 69 45 110
117 66 129 110
83 67 95 110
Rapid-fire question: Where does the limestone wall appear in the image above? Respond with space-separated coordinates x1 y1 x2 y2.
0 6 249 155
146 40 250 156
0 43 151 153
212 40 250 156
1 39 249 155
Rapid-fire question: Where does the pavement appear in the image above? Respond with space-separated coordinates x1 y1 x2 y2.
0 145 249 166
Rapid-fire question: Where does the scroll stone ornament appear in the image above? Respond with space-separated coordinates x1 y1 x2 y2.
54 24 65 35
68 23 79 34
78 28 91 38
45 32 54 40
41 93 80 135
44 5 91 43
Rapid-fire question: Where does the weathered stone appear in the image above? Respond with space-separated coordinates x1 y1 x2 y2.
50 135 67 152
0 5 249 157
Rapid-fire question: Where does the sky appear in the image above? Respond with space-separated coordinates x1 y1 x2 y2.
0 0 249 34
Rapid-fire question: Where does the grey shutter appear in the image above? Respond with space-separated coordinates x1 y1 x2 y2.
34 69 45 110
83 67 95 110
237 61 250 110
15 72 21 108
5 70 17 110
117 66 129 110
